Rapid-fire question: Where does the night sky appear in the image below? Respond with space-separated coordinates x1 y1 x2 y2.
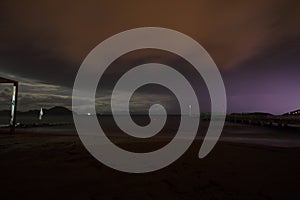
0 0 299 114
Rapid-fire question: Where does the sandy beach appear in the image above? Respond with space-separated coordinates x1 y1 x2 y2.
0 122 300 199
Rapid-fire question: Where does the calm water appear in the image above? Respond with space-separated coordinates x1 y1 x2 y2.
4 115 300 148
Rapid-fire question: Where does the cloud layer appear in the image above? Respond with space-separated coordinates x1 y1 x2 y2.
0 0 299 114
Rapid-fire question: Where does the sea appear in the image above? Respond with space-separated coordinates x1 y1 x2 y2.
1 115 300 148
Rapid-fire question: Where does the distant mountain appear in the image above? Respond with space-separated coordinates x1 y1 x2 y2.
45 106 72 115
0 106 73 117
230 112 273 116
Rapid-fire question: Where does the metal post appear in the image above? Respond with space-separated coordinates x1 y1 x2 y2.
10 83 18 133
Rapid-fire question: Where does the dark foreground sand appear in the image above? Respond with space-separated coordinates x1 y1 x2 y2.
0 131 300 200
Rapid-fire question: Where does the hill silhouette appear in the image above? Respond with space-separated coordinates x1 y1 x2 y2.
0 106 73 117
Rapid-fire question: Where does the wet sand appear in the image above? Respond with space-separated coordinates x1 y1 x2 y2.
0 129 300 199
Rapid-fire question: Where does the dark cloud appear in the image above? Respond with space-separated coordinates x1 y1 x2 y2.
0 0 299 114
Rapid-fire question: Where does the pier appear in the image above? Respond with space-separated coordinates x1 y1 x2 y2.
226 114 300 127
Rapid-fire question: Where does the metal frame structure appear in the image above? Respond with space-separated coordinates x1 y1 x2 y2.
0 77 18 133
